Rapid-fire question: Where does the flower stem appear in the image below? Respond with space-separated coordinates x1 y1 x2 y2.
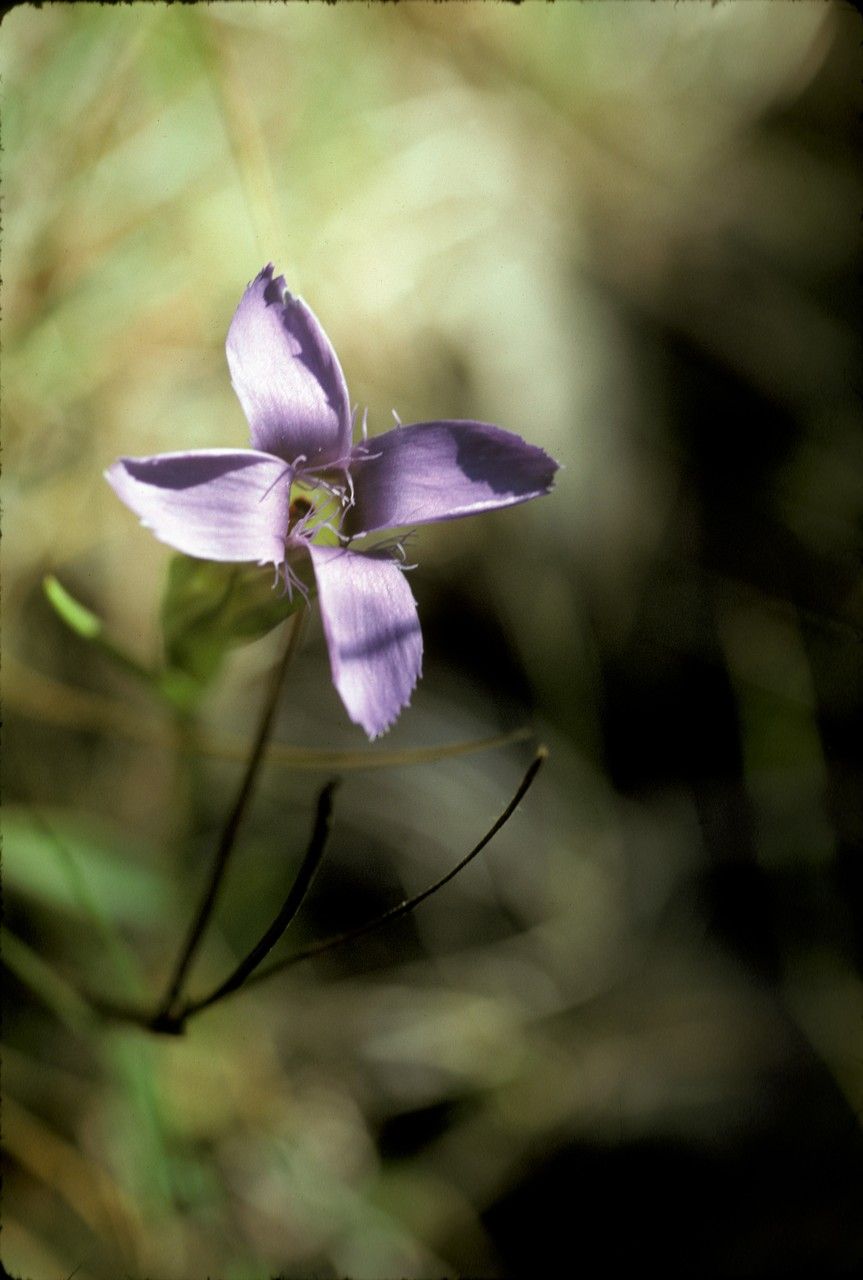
154 606 306 1024
85 746 547 1035
174 778 338 1026
213 747 548 1000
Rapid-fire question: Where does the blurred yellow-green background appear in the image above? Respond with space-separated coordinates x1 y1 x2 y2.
3 3 862 1277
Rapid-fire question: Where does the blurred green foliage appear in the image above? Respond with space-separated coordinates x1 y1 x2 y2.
159 555 306 708
2 4 861 1279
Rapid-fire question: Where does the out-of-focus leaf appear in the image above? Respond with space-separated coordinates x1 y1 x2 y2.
159 553 312 705
2 1092 144 1260
43 574 103 639
1 928 95 1033
7 651 536 767
2 809 170 926
43 575 156 686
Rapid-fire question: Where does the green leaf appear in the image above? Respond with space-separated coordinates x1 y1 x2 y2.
43 574 156 686
43 574 103 639
3 808 171 928
1 928 95 1033
159 554 313 703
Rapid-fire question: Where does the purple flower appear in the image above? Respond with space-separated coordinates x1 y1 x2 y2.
107 265 558 738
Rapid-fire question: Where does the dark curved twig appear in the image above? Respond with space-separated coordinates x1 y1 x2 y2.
88 747 547 1034
178 779 339 1023
233 747 548 995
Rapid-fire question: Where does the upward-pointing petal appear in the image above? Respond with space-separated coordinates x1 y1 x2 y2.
346 420 559 535
106 449 291 564
307 544 423 739
226 265 352 467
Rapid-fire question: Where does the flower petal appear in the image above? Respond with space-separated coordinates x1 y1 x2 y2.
307 544 423 739
106 449 291 564
347 420 559 534
226 264 352 467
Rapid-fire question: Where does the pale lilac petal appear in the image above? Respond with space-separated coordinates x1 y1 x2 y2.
226 264 352 466
347 420 559 534
105 450 291 564
307 544 423 739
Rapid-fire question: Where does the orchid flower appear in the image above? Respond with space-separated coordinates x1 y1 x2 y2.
107 265 558 738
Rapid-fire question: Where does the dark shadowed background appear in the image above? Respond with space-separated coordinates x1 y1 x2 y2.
2 3 862 1277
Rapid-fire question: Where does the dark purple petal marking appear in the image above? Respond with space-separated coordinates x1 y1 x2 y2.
226 265 352 467
346 420 559 535
307 544 423 740
105 449 291 564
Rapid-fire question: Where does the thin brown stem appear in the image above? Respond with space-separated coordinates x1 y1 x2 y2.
154 607 306 1024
